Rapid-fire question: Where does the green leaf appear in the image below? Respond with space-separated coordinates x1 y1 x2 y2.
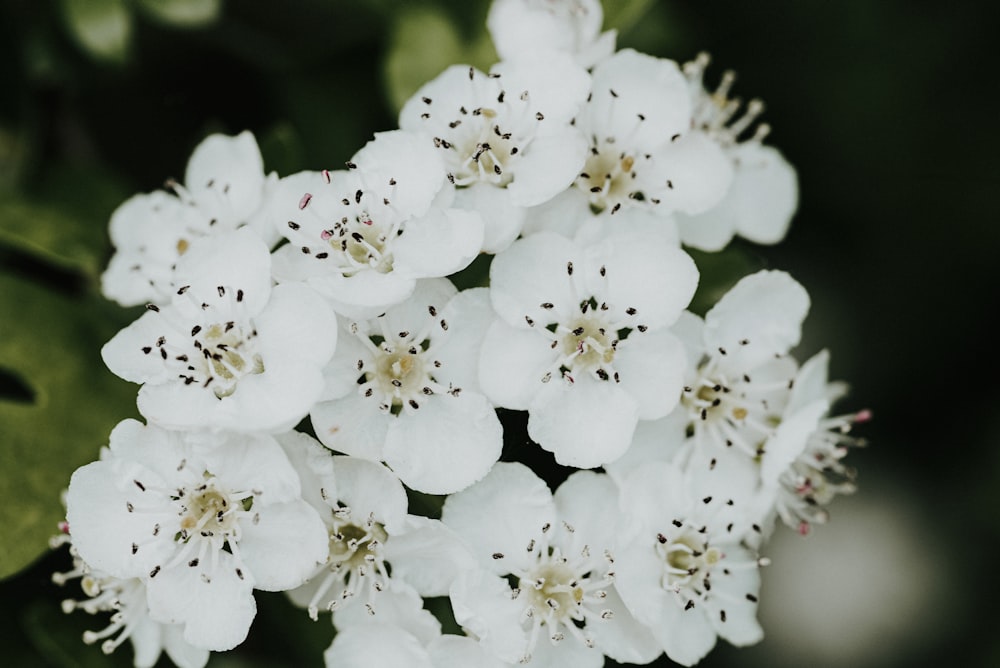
0 164 127 279
0 274 138 579
60 0 132 64
384 7 464 114
602 0 656 36
135 0 222 29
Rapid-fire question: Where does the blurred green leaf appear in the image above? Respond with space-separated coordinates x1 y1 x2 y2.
60 0 131 64
602 0 655 36
384 7 464 114
0 274 137 579
0 164 127 280
135 0 222 28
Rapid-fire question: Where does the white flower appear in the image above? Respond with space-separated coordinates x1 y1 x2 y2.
324 585 509 668
486 0 616 69
443 462 660 667
522 48 732 240
480 225 696 467
674 270 809 470
101 131 280 307
52 531 209 668
311 279 502 493
756 350 866 537
272 130 484 319
279 432 475 618
675 53 799 251
399 60 590 252
102 228 337 433
614 460 764 666
64 420 329 651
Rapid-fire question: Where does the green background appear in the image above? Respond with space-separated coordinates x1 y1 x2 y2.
0 0 995 666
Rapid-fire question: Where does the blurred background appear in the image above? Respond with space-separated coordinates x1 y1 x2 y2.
0 0 996 666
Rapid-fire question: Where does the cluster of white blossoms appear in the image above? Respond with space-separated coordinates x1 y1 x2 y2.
55 1 868 667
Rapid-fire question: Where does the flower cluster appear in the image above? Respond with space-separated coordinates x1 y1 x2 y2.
55 1 866 667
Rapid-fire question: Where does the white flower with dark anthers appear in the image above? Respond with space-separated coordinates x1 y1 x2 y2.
279 432 475 619
399 60 590 253
673 270 810 471
64 420 329 651
324 584 510 668
311 279 502 494
755 350 868 538
522 48 732 240
614 460 765 667
674 53 799 252
272 131 484 319
486 0 616 69
479 227 696 468
102 228 337 434
443 462 660 667
101 131 280 308
51 529 209 668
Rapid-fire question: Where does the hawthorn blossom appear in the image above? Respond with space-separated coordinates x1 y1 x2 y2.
487 0 616 68
443 462 660 667
102 228 336 433
64 420 329 651
615 460 764 666
323 583 509 668
52 530 208 668
675 53 799 251
522 48 732 240
279 432 474 618
673 270 810 472
311 279 502 493
399 59 590 252
755 350 866 537
272 131 484 319
102 131 280 307
480 224 696 467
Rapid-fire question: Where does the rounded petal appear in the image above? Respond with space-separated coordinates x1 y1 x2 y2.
613 329 687 419
333 455 409 533
383 516 477 596
704 269 810 370
489 232 579 328
453 182 525 254
528 377 639 468
393 207 484 279
479 319 555 410
506 127 589 207
648 132 733 216
383 391 502 494
238 500 329 591
731 143 798 244
311 393 389 461
324 623 433 668
432 288 495 392
442 462 555 574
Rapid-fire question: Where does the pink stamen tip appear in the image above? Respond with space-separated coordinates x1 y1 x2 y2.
320 230 333 241
361 217 373 226
299 193 313 210
322 170 331 184
59 521 70 534
854 409 873 423
798 521 810 536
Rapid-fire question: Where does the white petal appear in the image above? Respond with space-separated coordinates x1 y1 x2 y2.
427 634 510 668
449 569 527 664
648 132 733 215
333 582 441 644
589 586 663 665
174 229 272 316
333 455 409 533
528 376 639 468
384 516 477 596
145 552 256 651
489 232 578 328
704 269 810 371
760 399 828 486
311 393 389 461
354 130 446 217
383 391 502 494
431 288 495 392
613 329 687 419
452 182 525 254
478 319 555 410
506 127 589 207
730 143 798 244
253 282 337 370
491 54 591 126
238 500 328 591
553 470 620 555
442 462 555 574
520 187 593 239
184 131 265 223
324 623 433 668
392 207 484 278
161 623 211 668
